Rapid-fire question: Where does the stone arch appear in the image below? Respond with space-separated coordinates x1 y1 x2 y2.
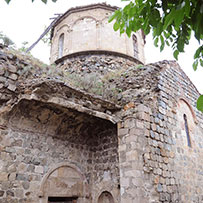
71 16 97 52
93 184 119 203
56 24 70 33
72 16 97 26
176 98 197 148
39 162 90 202
98 191 114 203
178 98 197 123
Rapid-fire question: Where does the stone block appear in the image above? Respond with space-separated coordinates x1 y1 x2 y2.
6 190 14 197
0 172 8 181
118 128 129 136
0 67 4 75
15 189 24 198
0 76 6 82
8 73 18 81
22 181 30 190
35 166 44 174
124 118 136 129
7 83 16 91
126 151 138 161
125 134 137 143
7 64 17 73
8 173 16 181
121 177 130 187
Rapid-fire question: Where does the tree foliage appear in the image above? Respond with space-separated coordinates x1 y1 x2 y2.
109 0 203 112
109 0 202 68
0 31 15 47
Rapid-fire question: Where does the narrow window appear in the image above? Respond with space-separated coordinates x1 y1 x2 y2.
183 114 191 147
58 33 64 58
48 196 77 203
132 34 138 59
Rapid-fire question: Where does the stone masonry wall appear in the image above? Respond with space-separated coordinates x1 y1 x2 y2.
156 61 203 203
117 61 203 203
0 98 119 203
91 127 120 203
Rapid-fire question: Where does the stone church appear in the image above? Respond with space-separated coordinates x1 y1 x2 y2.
0 3 203 203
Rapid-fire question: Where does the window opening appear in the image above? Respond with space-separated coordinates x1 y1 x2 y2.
58 33 64 58
48 197 77 203
98 191 114 203
183 114 191 147
132 34 138 59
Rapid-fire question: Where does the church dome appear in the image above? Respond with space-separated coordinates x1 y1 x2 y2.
50 3 145 64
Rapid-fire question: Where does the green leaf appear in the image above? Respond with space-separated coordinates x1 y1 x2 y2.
163 9 175 30
154 37 159 47
174 9 185 29
166 40 170 46
109 10 121 23
113 22 120 31
177 38 185 52
126 26 132 37
160 35 165 51
173 50 179 60
192 60 198 71
150 9 160 26
200 59 203 67
5 0 11 4
197 95 203 112
156 22 163 36
184 0 191 16
194 46 202 59
163 31 170 39
41 0 47 3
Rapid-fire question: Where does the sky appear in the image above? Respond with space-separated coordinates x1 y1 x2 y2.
0 0 202 93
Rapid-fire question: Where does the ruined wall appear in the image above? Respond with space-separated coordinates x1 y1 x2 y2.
1 45 203 203
50 4 145 64
156 62 203 203
117 61 203 203
0 98 119 203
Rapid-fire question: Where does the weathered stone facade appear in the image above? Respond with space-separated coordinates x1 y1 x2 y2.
0 3 203 203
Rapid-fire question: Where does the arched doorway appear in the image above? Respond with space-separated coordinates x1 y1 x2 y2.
98 191 114 203
39 163 90 203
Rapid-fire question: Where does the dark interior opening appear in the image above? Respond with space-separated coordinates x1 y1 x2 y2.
48 197 77 203
183 114 192 147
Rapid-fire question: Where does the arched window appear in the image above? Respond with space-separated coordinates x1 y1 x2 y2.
132 34 138 59
183 114 192 147
58 33 64 58
98 191 114 203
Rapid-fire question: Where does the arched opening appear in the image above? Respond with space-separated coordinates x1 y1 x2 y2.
132 34 138 59
176 98 196 148
39 163 89 203
58 33 64 58
72 17 97 52
183 114 192 147
98 191 114 203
